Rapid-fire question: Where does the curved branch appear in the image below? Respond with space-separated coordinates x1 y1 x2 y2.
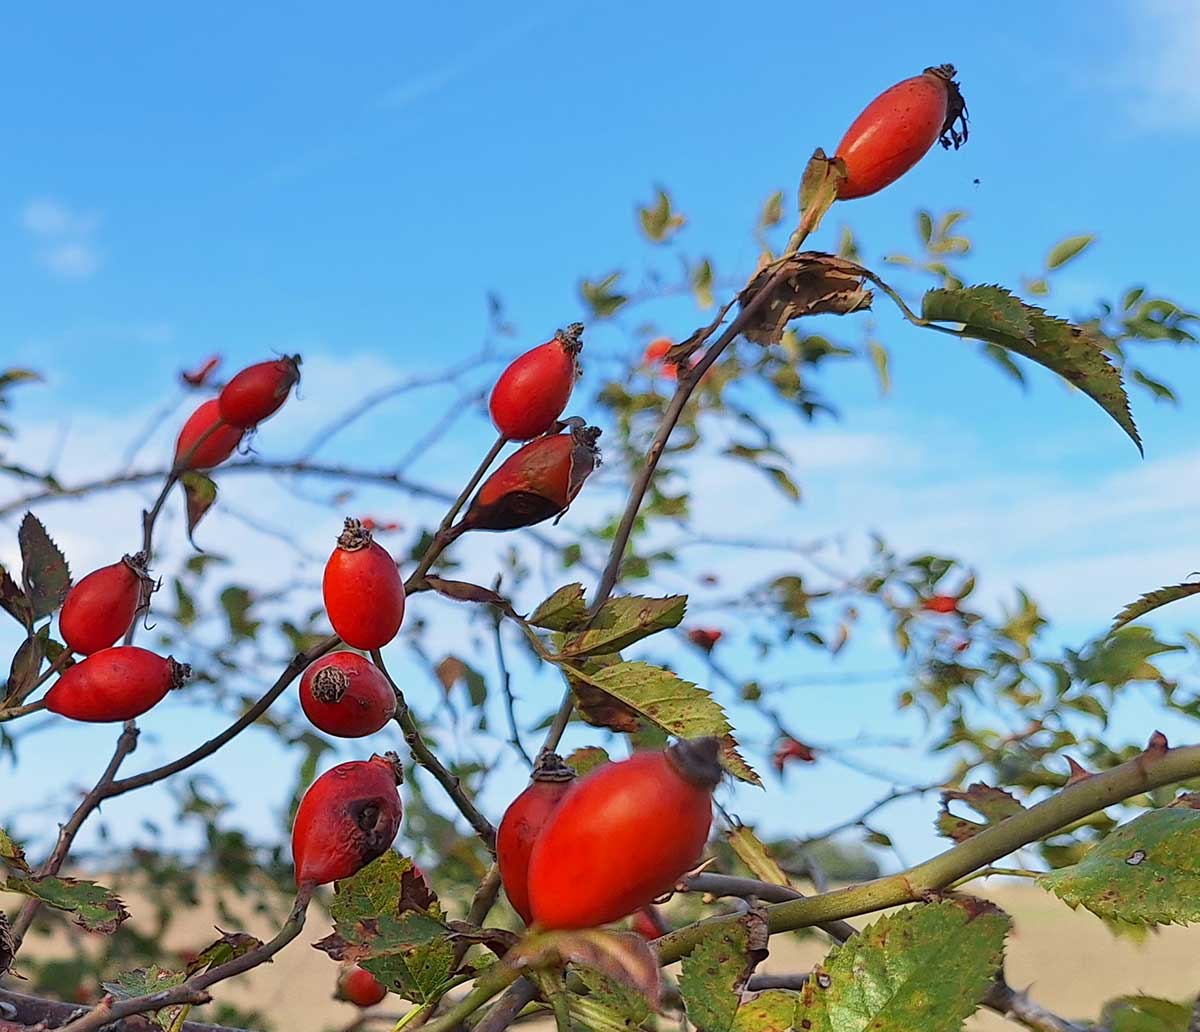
0 989 247 1032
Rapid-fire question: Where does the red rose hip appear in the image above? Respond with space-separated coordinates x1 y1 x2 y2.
489 325 583 441
322 518 406 650
457 423 601 534
219 355 302 429
497 752 577 924
291 752 404 886
299 651 396 738
59 552 155 655
336 965 388 1007
527 738 721 929
45 646 191 722
835 64 968 200
174 398 245 470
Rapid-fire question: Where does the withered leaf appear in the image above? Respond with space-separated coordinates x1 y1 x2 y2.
738 252 873 346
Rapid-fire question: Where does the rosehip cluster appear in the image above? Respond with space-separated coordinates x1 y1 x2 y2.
498 738 722 930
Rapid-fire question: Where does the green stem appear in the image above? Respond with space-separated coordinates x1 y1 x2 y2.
948 866 1041 891
421 966 519 1032
658 739 1200 963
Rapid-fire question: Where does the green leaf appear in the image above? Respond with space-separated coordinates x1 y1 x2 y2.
102 965 187 1031
1112 581 1200 631
17 512 70 620
0 564 32 630
0 369 42 391
727 826 791 887
733 990 801 1031
4 632 45 706
1040 808 1200 925
529 583 589 631
797 148 846 237
917 210 933 244
564 745 610 777
3 874 129 933
921 285 1140 453
569 967 653 1031
795 899 1008 1032
868 340 891 395
1046 234 1095 270
316 852 454 1003
680 919 759 1032
560 595 687 657
580 273 628 319
758 191 784 229
692 258 715 309
180 472 218 547
637 187 686 243
0 828 29 874
1099 995 1193 1032
566 660 759 784
763 466 800 502
936 783 1026 843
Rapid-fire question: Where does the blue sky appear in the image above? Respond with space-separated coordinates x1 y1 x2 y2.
4 1 1200 874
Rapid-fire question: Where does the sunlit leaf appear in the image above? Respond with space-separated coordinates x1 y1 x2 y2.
1112 581 1200 631
1046 234 1095 270
528 583 589 631
559 594 686 657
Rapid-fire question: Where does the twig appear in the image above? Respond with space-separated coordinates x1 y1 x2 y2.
491 581 532 767
679 872 856 942
371 649 496 849
475 980 539 1032
57 886 314 1032
984 979 1087 1032
0 989 246 1032
0 698 46 723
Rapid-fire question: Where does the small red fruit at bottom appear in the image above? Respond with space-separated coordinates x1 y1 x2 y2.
299 651 396 738
336 964 388 1008
218 355 302 429
527 738 721 930
292 752 404 886
174 398 245 470
322 518 406 650
458 423 601 533
45 647 191 722
921 594 959 614
59 552 154 655
631 906 668 940
489 325 583 441
497 752 577 925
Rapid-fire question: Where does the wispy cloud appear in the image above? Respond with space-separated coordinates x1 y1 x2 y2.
1118 0 1200 131
380 10 556 110
19 197 103 280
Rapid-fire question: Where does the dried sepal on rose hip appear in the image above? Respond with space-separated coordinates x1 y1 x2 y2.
322 518 406 650
835 64 968 200
299 651 396 738
526 737 722 930
174 398 245 471
497 751 577 925
59 552 156 655
335 964 387 1008
455 422 601 535
45 646 191 722
218 354 302 429
291 752 404 886
489 324 583 441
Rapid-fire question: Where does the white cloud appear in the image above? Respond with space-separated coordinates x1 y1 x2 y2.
1118 0 1200 130
19 197 102 281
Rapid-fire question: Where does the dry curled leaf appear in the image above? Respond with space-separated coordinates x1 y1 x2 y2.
738 252 873 346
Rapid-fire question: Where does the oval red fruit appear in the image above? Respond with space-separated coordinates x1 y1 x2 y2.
336 965 388 1008
218 355 302 429
174 398 245 470
60 553 155 655
489 325 583 441
299 651 396 738
527 738 721 930
835 64 968 201
497 753 577 925
921 594 958 614
322 519 406 650
458 423 601 534
291 752 403 886
45 647 190 722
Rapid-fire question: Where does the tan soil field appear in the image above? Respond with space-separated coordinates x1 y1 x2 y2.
5 881 1198 1029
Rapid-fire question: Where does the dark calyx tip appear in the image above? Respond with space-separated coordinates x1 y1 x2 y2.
667 736 723 790
927 64 968 150
925 63 957 81
555 322 585 355
570 423 603 450
372 751 405 785
312 666 349 703
123 551 150 574
167 658 193 689
337 517 373 551
532 751 577 783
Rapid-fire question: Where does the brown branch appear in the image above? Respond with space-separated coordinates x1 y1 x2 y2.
371 649 496 849
679 872 857 942
984 979 1087 1032
0 989 247 1032
56 887 313 1032
9 721 141 947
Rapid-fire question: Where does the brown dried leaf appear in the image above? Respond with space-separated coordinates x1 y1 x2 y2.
509 928 660 1010
738 252 873 346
